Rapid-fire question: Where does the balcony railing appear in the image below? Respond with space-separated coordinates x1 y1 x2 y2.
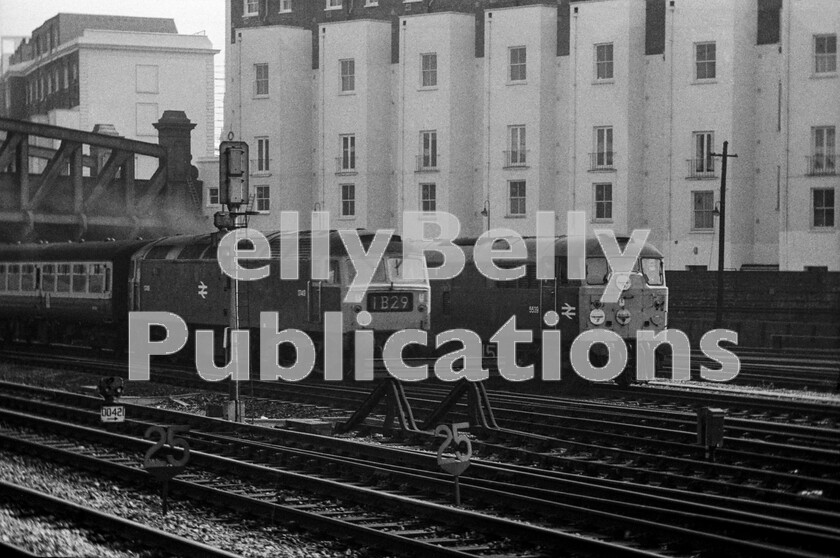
503 150 529 168
335 156 357 175
250 159 272 174
415 154 439 172
589 151 616 171
686 159 716 179
806 154 837 176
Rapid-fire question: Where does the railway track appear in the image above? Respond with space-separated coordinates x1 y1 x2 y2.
0 478 243 558
0 380 838 557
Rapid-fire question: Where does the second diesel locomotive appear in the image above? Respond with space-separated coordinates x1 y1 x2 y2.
427 235 668 384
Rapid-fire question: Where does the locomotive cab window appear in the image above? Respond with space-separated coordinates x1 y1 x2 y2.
385 256 426 284
586 258 609 285
641 258 664 285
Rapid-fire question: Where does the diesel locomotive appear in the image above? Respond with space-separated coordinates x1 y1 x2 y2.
0 230 431 369
427 235 668 384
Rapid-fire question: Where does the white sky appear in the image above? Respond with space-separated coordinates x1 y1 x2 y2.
0 0 226 63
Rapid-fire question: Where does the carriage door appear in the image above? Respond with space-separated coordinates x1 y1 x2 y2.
307 280 322 323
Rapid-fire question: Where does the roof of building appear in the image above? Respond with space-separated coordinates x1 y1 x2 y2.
47 13 178 43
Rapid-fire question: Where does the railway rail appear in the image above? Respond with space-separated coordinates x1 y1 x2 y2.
0 478 243 558
0 380 838 557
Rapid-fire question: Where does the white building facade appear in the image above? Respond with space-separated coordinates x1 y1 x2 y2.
222 0 838 271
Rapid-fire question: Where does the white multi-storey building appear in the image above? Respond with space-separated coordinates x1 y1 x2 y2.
221 0 838 271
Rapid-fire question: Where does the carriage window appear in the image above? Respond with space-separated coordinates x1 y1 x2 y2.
105 267 112 293
42 264 56 292
56 264 71 292
89 264 105 293
641 258 664 286
586 258 609 285
21 265 36 291
0 264 6 291
72 264 87 293
7 264 21 291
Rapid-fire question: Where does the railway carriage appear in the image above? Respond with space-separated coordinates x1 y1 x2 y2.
0 240 153 349
428 235 668 384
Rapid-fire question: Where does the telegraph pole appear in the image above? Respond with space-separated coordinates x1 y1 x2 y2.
710 141 738 328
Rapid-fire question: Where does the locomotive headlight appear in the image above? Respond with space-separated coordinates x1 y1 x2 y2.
589 308 606 325
650 314 663 326
615 273 632 291
615 309 632 325
353 305 362 313
418 304 427 313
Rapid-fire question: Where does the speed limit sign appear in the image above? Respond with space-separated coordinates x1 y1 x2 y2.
435 422 472 477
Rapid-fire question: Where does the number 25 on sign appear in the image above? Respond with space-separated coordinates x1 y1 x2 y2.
435 422 472 506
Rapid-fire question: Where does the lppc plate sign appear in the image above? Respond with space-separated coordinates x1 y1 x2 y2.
100 405 125 423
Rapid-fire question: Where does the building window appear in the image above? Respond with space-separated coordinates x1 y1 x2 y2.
421 53 437 87
692 191 715 230
592 126 614 169
340 134 356 171
279 0 292 13
695 42 716 80
341 184 355 217
813 188 835 228
326 0 342 9
814 34 837 74
509 46 526 82
62 65 68 89
809 126 836 175
71 62 78 82
254 63 269 96
47 73 52 95
256 137 270 172
506 125 526 167
595 43 613 80
244 0 259 16
690 131 715 178
207 187 220 206
340 59 355 92
594 183 612 221
420 183 436 212
420 130 437 169
256 185 270 213
243 0 259 16
509 180 526 216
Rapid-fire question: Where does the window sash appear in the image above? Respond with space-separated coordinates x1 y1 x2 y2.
693 192 715 229
257 138 270 171
244 0 259 15
421 54 437 87
695 42 716 79
813 189 835 228
341 184 355 216
341 135 356 169
594 183 612 220
280 0 292 12
421 183 436 212
694 132 714 172
340 59 355 92
255 64 269 95
421 131 437 168
256 186 270 212
509 47 526 81
596 44 613 79
815 35 837 73
509 181 526 215
595 127 613 166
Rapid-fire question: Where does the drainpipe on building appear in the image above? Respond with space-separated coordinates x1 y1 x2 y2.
485 13 492 233
667 1 676 265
